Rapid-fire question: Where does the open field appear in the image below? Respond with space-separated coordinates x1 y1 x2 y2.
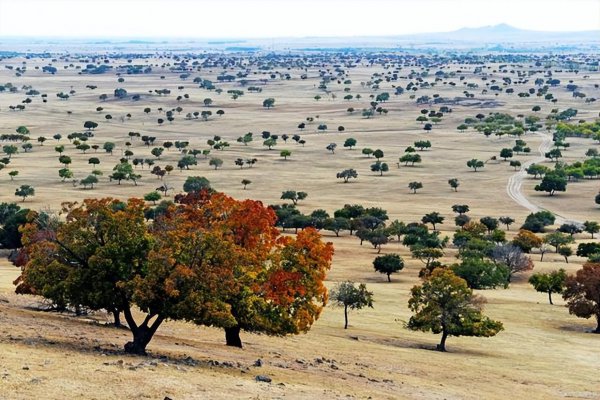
1 50 600 399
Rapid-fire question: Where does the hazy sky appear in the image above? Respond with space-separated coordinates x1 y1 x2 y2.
1 0 599 38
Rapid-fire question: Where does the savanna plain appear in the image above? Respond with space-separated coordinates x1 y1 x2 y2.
0 48 599 399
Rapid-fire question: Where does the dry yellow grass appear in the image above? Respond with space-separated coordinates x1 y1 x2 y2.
0 54 599 399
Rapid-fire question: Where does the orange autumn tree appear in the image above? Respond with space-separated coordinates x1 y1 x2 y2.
15 192 334 354
164 191 334 347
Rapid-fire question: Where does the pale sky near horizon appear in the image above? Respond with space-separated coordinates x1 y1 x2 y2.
0 0 599 38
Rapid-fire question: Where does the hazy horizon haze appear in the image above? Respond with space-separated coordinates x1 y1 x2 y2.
1 0 599 39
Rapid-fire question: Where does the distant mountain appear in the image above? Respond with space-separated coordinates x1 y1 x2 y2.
402 24 600 44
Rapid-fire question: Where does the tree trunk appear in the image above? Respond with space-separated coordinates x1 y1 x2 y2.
594 315 600 334
112 309 121 327
548 291 553 305
344 305 348 329
387 273 391 283
540 252 545 262
437 330 448 352
225 326 243 348
123 308 164 355
124 326 155 355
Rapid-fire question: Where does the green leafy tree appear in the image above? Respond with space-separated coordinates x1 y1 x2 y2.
15 185 34 202
521 211 555 233
88 157 100 168
373 254 404 282
448 178 459 192
535 173 567 196
499 216 515 230
80 175 99 189
371 161 389 176
103 142 116 155
558 223 583 237
280 150 292 160
263 138 277 150
241 179 251 190
479 217 499 234
422 212 444 231
337 169 358 183
16 125 29 135
330 281 374 329
183 176 211 193
281 190 307 205
544 231 575 253
559 246 573 263
343 138 357 149
545 148 562 162
407 268 503 352
83 121 98 130
499 148 513 161
529 269 567 304
583 221 600 238
209 158 223 170
399 153 422 166
408 181 423 194
0 202 29 248
414 140 431 151
3 145 17 159
58 168 73 182
325 217 350 237
262 98 275 108
451 258 510 289
467 159 484 172
526 164 551 179
144 191 162 205
110 163 131 185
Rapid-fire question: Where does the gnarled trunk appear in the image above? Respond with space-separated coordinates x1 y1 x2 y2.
225 326 243 348
122 307 164 355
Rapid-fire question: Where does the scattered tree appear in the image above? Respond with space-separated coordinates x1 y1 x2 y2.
330 281 374 329
373 254 404 282
407 268 503 352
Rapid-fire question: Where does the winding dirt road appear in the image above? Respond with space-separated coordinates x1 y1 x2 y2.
505 132 580 225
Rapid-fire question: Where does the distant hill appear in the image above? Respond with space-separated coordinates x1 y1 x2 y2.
400 23 600 44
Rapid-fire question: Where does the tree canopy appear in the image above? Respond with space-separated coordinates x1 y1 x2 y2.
15 192 334 353
407 268 503 352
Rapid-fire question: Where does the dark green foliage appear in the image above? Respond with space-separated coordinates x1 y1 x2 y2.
0 203 29 248
529 269 567 305
521 211 555 233
183 176 211 193
451 258 510 289
373 254 405 282
407 268 504 352
577 242 600 258
330 281 374 329
534 173 567 196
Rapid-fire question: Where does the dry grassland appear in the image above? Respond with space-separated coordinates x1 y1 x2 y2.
0 54 599 399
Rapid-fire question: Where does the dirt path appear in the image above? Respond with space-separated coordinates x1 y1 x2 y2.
506 132 580 225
